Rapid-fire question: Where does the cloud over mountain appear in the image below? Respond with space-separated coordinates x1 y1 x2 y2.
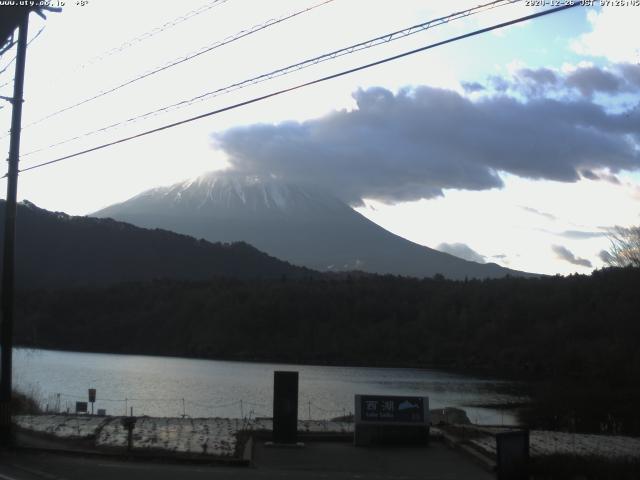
599 249 615 265
502 63 640 98
214 82 639 205
436 242 486 264
552 245 593 268
557 229 606 240
521 206 557 221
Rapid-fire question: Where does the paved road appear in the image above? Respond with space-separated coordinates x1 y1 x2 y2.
0 441 494 480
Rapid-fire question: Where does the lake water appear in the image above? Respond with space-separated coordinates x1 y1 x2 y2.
14 348 521 425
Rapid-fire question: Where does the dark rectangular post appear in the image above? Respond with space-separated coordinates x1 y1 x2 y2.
496 430 529 480
273 371 298 444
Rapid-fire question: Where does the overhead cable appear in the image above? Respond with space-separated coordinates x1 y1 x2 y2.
10 3 581 177
0 25 46 80
76 0 231 69
19 0 522 157
17 0 336 132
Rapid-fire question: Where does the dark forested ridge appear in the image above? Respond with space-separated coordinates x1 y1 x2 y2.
0 200 311 288
15 267 639 375
3 199 638 435
14 267 640 432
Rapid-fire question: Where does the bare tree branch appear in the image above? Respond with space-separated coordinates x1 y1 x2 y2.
605 226 640 267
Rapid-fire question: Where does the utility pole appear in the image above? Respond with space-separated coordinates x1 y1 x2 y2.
0 12 29 446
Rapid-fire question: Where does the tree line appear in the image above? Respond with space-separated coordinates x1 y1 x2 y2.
13 266 640 433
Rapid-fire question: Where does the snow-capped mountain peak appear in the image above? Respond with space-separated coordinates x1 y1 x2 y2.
93 170 533 279
121 171 348 219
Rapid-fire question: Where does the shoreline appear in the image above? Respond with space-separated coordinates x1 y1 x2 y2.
13 413 640 469
13 344 527 384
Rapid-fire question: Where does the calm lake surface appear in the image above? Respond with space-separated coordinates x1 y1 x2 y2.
14 348 521 425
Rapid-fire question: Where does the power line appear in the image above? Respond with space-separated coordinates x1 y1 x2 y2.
0 25 46 95
17 0 336 132
0 38 15 58
75 0 230 70
0 25 45 80
18 0 230 105
19 0 522 158
0 78 12 92
11 3 581 177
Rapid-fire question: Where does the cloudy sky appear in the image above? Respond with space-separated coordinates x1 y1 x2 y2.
0 0 638 275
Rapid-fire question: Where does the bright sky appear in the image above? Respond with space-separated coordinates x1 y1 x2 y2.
0 0 638 276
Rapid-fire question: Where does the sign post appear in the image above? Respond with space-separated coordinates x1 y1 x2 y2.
121 417 137 452
88 388 96 415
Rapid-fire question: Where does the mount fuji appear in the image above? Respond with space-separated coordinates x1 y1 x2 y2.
93 171 532 279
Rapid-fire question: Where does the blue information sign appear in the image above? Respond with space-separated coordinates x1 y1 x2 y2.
359 395 425 423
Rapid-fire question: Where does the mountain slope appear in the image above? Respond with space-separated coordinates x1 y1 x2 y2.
94 172 534 279
0 200 310 289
